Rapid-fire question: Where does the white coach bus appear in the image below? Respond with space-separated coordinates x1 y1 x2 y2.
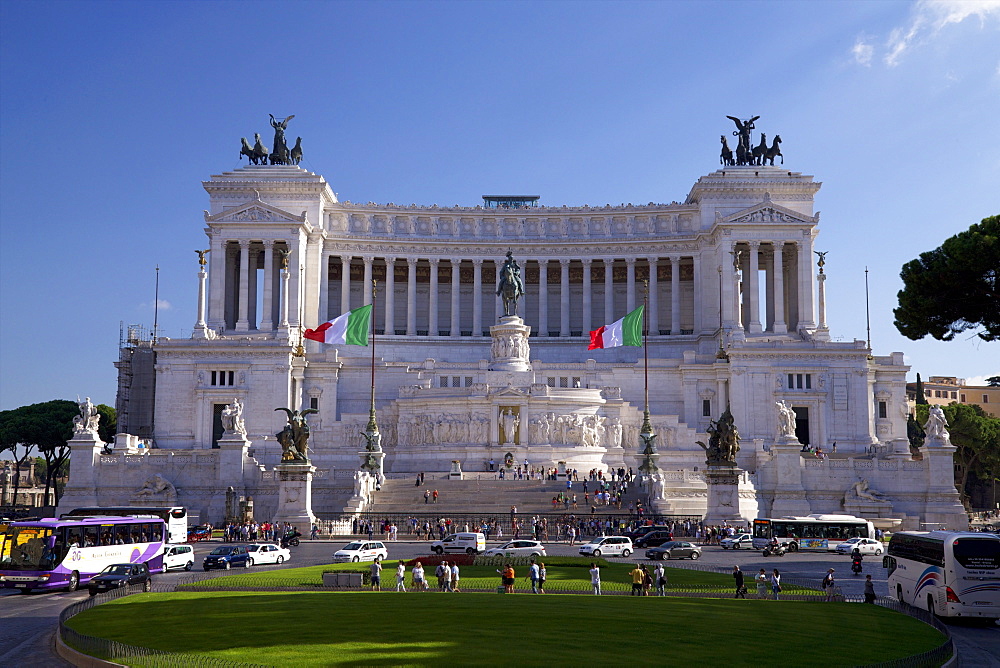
885 530 1000 620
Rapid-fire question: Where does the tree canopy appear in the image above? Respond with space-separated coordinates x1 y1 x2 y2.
916 402 1000 505
894 215 999 342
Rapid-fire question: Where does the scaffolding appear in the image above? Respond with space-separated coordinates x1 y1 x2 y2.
114 322 156 443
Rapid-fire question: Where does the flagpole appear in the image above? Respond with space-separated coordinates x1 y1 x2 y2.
639 279 658 483
368 278 378 434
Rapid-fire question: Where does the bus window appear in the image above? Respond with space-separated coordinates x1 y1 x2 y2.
83 525 99 547
112 525 128 545
953 537 1000 569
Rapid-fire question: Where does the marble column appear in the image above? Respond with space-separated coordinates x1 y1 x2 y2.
278 267 290 334
236 240 250 331
428 258 439 336
261 241 275 330
747 242 762 333
246 245 259 329
647 257 658 335
340 255 352 314
472 259 483 336
732 244 744 334
625 257 636 313
384 257 395 334
773 243 787 333
581 258 592 335
559 259 570 337
207 235 225 330
193 263 209 338
450 258 461 337
406 258 417 336
670 256 681 335
798 240 816 329
362 255 373 306
692 254 703 333
604 257 614 324
538 259 549 336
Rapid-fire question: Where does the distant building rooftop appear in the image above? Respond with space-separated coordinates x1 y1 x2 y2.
482 195 540 209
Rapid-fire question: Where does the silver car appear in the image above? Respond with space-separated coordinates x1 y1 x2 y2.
483 540 547 557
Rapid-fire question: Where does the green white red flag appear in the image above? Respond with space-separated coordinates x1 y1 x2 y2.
588 305 643 349
304 304 372 345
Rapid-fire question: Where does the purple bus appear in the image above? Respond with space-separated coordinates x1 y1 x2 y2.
0 516 166 593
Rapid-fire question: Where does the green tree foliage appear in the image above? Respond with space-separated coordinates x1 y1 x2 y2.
987 376 1000 387
914 373 927 405
894 215 999 342
0 400 113 506
917 403 1000 505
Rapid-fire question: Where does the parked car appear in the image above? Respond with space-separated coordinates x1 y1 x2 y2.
245 543 291 565
332 541 389 563
203 545 251 570
624 525 671 541
835 537 884 556
720 533 754 550
430 532 486 555
578 536 633 558
483 540 547 557
633 531 675 548
645 541 702 560
163 544 195 571
87 563 151 596
187 526 212 542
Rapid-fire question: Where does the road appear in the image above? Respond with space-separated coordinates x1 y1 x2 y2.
2 538 997 667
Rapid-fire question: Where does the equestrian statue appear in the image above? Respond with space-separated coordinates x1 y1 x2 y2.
496 250 525 318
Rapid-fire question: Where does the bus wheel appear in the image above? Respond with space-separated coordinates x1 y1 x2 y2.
67 571 79 592
928 595 936 616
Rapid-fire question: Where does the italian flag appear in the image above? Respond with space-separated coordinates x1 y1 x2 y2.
304 305 372 345
588 305 644 349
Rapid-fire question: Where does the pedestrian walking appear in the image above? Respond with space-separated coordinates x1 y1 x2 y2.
424 489 430 504
412 561 426 591
370 557 382 591
770 569 782 600
451 562 461 593
630 564 645 596
655 563 666 596
538 563 546 594
864 574 876 604
756 568 769 598
590 562 602 595
822 568 836 602
528 558 540 594
733 565 746 599
432 489 439 503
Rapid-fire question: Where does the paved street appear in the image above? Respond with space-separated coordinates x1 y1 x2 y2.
2 538 997 667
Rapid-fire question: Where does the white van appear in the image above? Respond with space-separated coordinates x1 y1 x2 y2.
578 535 633 558
163 544 195 571
431 532 486 555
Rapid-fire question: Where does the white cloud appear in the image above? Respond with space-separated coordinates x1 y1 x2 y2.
964 374 999 387
852 38 874 66
858 0 1000 67
139 299 172 311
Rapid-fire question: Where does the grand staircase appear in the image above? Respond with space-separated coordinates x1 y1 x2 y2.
362 474 647 516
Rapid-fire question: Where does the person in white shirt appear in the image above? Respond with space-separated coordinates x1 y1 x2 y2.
396 561 407 592
412 562 427 591
590 563 601 595
654 563 666 596
440 560 453 592
450 562 460 593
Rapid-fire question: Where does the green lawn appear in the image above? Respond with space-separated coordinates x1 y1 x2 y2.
180 557 809 593
66 592 945 667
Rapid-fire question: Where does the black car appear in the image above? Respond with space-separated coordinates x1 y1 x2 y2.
203 545 251 570
87 563 151 596
625 525 671 541
633 530 675 548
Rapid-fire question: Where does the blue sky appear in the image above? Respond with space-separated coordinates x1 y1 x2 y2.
1 0 998 411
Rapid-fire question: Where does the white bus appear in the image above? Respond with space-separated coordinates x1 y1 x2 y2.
751 514 875 551
62 506 188 544
885 531 1000 619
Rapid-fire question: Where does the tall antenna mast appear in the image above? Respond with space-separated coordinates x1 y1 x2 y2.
864 266 871 349
153 265 160 343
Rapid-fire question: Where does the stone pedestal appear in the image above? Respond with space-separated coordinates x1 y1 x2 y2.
768 442 812 517
449 460 464 480
358 449 386 485
271 463 316 530
55 430 105 515
921 436 967 529
703 464 744 524
489 315 531 372
886 437 912 461
218 433 252 485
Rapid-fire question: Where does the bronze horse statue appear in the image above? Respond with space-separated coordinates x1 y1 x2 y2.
496 252 524 318
720 136 734 166
751 133 768 166
289 137 303 165
240 136 269 165
764 135 783 165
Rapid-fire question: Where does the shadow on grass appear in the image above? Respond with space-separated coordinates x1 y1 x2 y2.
65 591 945 667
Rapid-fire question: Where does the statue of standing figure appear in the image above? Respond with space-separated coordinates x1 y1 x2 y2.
269 114 295 165
221 398 246 437
501 408 520 444
74 396 100 433
924 405 950 441
726 115 760 166
775 400 797 439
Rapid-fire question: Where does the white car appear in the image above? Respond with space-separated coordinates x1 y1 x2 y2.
246 542 291 565
835 537 884 556
163 544 195 571
483 540 547 558
720 534 753 550
578 536 633 558
333 540 389 563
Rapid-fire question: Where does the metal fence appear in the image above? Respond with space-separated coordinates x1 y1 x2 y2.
58 584 268 668
844 595 955 668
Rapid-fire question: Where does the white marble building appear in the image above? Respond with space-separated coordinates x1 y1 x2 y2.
60 161 966 529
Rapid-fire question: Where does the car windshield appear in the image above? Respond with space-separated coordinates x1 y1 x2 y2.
102 565 132 575
210 547 233 555
342 543 363 551
247 546 260 552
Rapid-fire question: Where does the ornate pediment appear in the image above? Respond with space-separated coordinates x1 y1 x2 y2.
721 195 818 226
491 386 530 398
204 195 306 224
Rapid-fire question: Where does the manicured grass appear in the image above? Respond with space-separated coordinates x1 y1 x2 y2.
66 591 945 667
181 557 811 594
